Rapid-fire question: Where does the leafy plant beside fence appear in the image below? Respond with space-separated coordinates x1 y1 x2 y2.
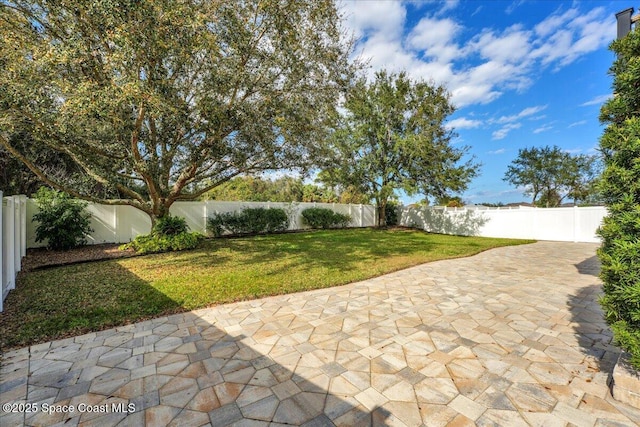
207 207 289 237
121 215 204 254
301 207 351 229
32 187 93 250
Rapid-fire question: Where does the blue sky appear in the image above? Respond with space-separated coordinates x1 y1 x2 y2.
339 0 622 204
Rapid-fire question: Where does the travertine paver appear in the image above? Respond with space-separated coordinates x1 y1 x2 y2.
2 241 640 426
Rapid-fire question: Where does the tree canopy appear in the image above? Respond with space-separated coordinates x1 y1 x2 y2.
0 0 355 222
322 70 479 226
503 145 600 207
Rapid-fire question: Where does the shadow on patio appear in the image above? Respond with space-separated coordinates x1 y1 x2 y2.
569 254 619 377
1 308 393 426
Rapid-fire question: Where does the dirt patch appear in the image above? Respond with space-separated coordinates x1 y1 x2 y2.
22 244 137 271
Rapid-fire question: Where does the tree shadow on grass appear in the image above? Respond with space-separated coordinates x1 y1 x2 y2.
3 228 500 351
110 229 519 312
204 228 486 271
1 263 394 426
126 229 443 279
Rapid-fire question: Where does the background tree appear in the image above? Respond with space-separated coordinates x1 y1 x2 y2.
435 195 464 207
201 175 368 203
301 183 370 204
202 176 304 203
597 27 640 368
0 0 354 224
323 70 478 226
503 145 600 207
563 154 603 205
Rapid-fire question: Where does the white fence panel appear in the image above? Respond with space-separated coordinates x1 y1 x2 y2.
2 193 27 312
399 205 607 243
116 205 152 243
87 203 118 244
476 207 534 240
171 202 208 234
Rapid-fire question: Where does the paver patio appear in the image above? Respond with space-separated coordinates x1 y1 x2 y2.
1 241 640 426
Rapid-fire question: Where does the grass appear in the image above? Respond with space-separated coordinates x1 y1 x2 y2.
0 228 534 350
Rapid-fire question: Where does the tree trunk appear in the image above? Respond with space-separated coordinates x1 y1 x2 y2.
377 203 386 227
149 199 172 228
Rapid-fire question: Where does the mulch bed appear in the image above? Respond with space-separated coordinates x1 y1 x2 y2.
21 244 138 271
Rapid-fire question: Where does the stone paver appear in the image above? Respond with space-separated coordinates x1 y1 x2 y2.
2 241 640 426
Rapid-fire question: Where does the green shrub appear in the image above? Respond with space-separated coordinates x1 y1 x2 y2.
120 232 204 254
301 207 351 229
206 213 228 237
32 187 93 250
385 201 400 226
152 215 189 236
597 28 640 369
207 207 289 237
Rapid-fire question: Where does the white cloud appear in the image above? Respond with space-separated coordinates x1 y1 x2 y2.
506 0 527 15
408 18 461 63
342 1 406 41
487 148 506 154
533 8 615 69
446 117 482 130
341 2 615 108
533 125 553 134
568 120 587 128
438 0 460 15
407 0 460 16
471 26 532 64
492 123 521 140
580 94 612 106
534 8 578 37
450 84 501 107
495 105 547 124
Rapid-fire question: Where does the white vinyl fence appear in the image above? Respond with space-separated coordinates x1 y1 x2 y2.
1 193 27 312
3 199 606 311
399 205 607 243
26 200 377 248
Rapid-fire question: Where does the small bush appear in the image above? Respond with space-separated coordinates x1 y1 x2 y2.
301 207 351 229
120 232 204 254
385 202 400 226
152 215 189 236
32 187 93 250
207 208 289 237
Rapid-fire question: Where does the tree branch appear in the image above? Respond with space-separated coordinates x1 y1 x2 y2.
0 133 149 212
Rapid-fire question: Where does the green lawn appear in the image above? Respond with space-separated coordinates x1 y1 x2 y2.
0 229 534 349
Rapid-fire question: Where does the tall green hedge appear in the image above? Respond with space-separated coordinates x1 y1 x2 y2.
207 207 289 236
597 27 640 369
301 207 350 229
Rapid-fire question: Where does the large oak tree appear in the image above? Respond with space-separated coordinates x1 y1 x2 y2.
322 71 479 226
0 0 354 223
